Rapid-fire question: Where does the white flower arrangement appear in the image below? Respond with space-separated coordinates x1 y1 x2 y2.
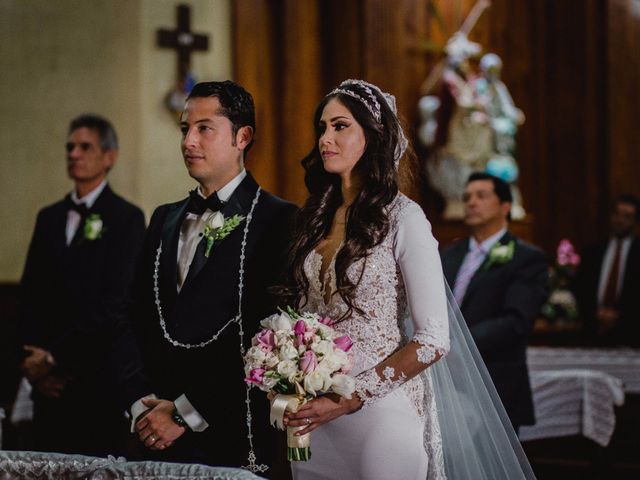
485 240 515 269
202 211 244 257
83 214 104 241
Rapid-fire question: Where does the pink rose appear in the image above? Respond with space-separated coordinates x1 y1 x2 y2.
299 350 318 374
245 368 266 386
556 239 580 267
294 320 307 336
334 335 353 352
319 316 334 326
256 329 275 351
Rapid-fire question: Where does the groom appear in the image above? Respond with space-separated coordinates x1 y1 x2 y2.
128 81 296 471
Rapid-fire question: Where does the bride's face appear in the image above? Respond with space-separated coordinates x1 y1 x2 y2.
318 98 366 180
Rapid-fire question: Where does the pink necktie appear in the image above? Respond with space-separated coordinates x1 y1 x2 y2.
453 245 485 305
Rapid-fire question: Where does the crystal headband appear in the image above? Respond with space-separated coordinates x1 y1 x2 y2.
330 80 382 123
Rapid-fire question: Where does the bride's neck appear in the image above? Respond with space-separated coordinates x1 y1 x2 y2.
340 174 360 207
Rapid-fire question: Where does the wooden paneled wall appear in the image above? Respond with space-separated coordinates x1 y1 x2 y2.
233 0 640 254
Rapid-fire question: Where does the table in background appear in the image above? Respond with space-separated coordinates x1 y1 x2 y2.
519 369 624 446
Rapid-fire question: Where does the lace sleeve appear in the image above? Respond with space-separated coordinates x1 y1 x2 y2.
354 200 450 406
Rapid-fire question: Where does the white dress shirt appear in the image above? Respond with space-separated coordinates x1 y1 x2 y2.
466 227 508 269
176 169 247 290
65 180 107 245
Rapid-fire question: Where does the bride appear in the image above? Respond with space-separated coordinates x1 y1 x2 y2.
278 79 536 480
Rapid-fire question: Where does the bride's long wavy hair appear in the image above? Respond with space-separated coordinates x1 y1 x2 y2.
278 85 404 320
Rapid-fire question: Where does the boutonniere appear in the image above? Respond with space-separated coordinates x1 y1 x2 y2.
484 240 515 270
83 213 105 241
202 211 245 257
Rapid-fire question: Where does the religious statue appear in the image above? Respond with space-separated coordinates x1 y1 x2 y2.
474 53 526 219
417 0 526 220
420 32 494 219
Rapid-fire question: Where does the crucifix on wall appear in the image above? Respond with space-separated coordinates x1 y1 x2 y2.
157 4 210 117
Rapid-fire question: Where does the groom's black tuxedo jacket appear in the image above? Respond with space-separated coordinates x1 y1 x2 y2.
20 184 146 455
441 231 548 428
131 173 297 468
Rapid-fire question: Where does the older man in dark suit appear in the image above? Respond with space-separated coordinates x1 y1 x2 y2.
20 114 146 455
441 172 548 431
126 81 296 474
575 195 640 347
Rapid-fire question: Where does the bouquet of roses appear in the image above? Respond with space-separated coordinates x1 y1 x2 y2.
244 307 355 461
541 239 581 325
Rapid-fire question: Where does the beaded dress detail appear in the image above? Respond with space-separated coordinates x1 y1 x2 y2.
296 194 450 480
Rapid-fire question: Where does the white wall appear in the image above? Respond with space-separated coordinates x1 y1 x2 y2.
0 0 231 282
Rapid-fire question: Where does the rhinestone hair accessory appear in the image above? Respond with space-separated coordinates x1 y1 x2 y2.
330 79 409 168
331 79 382 123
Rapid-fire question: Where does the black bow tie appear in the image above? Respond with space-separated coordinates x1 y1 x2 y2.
186 190 224 215
64 195 90 217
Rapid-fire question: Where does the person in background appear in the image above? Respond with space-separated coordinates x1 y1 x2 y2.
20 114 146 456
441 172 548 432
575 194 640 347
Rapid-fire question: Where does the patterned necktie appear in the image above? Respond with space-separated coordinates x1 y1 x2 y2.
453 245 485 306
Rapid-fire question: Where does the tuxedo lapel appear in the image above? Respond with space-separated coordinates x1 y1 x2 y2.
160 199 190 303
182 173 260 288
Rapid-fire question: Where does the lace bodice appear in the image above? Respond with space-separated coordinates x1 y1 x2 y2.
301 194 450 413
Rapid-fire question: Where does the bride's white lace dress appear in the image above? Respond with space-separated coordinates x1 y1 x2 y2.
292 194 450 480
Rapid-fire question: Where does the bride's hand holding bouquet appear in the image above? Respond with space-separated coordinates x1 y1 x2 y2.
244 307 357 461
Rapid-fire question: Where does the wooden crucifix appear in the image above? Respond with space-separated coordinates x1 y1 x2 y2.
157 4 210 82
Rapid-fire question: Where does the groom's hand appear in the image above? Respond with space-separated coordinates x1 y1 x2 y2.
135 398 186 450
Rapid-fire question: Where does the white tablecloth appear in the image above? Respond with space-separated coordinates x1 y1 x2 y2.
519 369 625 446
527 346 640 393
0 451 264 479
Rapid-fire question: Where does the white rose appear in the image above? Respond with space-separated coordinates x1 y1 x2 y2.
245 346 267 368
494 245 508 256
260 313 278 330
316 324 334 340
277 360 298 379
312 340 333 357
204 211 225 230
550 289 577 309
85 218 103 240
320 349 348 372
274 331 293 347
272 313 294 332
262 375 279 390
264 352 280 369
331 374 356 399
303 370 332 396
278 342 299 361
260 313 293 333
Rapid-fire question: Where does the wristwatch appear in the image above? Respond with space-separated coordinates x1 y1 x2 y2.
171 408 189 429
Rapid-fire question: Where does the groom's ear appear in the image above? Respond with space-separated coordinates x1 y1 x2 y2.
235 125 254 152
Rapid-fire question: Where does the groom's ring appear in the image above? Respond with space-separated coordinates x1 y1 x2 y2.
150 435 157 443
305 418 311 425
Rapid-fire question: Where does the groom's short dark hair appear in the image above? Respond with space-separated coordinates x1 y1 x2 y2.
187 81 256 153
467 172 513 204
